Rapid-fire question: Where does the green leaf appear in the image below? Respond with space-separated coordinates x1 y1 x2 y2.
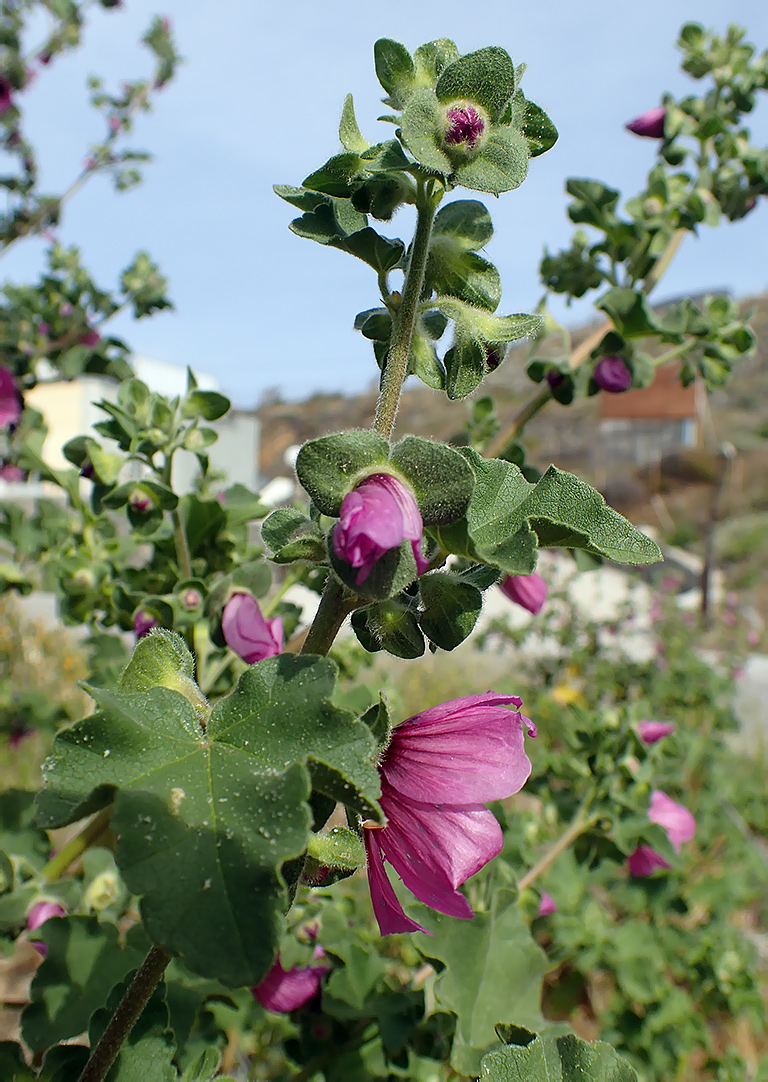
295 431 390 516
433 199 493 249
118 629 209 720
325 942 387 1012
373 39 415 108
89 975 177 1081
444 337 488 400
418 572 482 650
597 288 659 338
413 889 548 1076
180 1048 223 1082
342 227 405 272
435 47 517 123
0 1043 31 1079
413 39 460 83
339 94 369 152
427 244 501 311
0 789 50 870
407 331 446 390
455 129 529 195
261 509 324 563
566 178 621 228
35 656 380 986
389 436 474 524
303 153 362 198
518 96 558 157
21 917 148 1054
182 390 230 421
435 298 542 344
480 1034 640 1081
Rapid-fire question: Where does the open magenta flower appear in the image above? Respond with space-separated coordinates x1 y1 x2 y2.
594 356 632 393
363 692 535 935
625 106 666 138
27 901 66 956
637 721 675 745
499 572 548 615
0 367 22 429
628 789 696 876
252 946 329 1013
333 473 429 586
222 592 283 663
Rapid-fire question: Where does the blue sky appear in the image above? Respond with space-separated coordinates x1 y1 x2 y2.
6 0 768 407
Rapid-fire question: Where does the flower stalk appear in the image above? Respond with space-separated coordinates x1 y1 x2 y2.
41 806 113 883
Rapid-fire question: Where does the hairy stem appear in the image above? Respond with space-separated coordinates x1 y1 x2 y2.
77 945 172 1082
300 577 357 657
486 227 687 457
41 806 113 883
172 507 193 580
373 182 439 439
517 807 597 893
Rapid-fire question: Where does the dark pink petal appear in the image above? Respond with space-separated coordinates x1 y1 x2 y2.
333 473 426 585
499 573 548 615
0 367 22 429
594 356 632 393
383 693 532 803
649 790 696 852
27 901 66 956
378 780 501 906
222 592 283 663
363 828 428 935
252 953 330 1012
627 845 672 876
637 721 675 745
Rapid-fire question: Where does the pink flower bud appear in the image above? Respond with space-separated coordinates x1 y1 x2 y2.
747 629 760 646
182 588 202 610
547 370 565 389
627 845 672 876
27 901 66 956
109 116 121 133
625 107 666 139
537 891 557 917
0 463 24 482
499 573 548 615
0 78 14 115
637 721 675 745
252 948 329 1012
594 356 632 393
444 103 486 149
222 592 283 664
333 473 429 586
133 610 157 639
79 328 100 348
723 611 736 628
129 490 153 513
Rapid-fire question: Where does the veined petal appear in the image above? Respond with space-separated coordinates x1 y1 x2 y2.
363 828 428 936
383 693 532 803
378 781 501 901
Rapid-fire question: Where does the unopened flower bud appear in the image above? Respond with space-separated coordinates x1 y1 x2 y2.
27 901 66 955
334 473 429 585
499 573 548 615
594 356 632 393
182 588 202 610
537 892 557 917
129 489 154 513
625 107 666 139
133 609 157 639
443 101 487 150
222 592 283 663
83 870 120 911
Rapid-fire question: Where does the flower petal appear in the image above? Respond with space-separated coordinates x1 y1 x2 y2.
383 693 532 803
363 828 428 935
378 781 501 907
649 790 696 852
252 955 330 1012
627 845 672 876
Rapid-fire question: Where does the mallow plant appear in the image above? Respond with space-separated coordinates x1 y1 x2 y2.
0 19 766 1082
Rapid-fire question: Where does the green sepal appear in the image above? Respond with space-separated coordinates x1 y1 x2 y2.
418 571 482 650
399 87 452 174
408 331 446 390
339 93 369 153
101 479 178 511
181 390 230 421
360 695 391 749
480 1033 640 1081
351 599 425 658
295 431 390 516
306 826 365 871
444 336 488 399
435 47 517 124
453 128 529 195
261 508 325 563
389 435 474 524
329 536 419 602
517 95 559 157
342 227 405 272
435 298 542 345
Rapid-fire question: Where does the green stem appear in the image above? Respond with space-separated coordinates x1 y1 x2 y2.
172 507 193 580
517 805 597 893
41 807 113 883
300 577 357 657
261 570 301 616
373 181 440 438
77 945 172 1082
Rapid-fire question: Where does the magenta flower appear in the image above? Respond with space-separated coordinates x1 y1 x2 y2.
363 692 535 935
27 901 66 956
222 592 283 663
537 891 557 917
444 103 486 149
627 790 696 877
499 573 548 615
252 947 329 1012
129 490 153 513
625 106 666 138
133 610 158 639
0 367 22 429
594 356 632 393
637 721 675 745
0 463 24 483
627 845 671 876
747 629 760 646
79 328 101 348
333 473 429 586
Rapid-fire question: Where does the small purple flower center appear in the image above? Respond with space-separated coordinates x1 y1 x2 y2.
444 105 485 149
